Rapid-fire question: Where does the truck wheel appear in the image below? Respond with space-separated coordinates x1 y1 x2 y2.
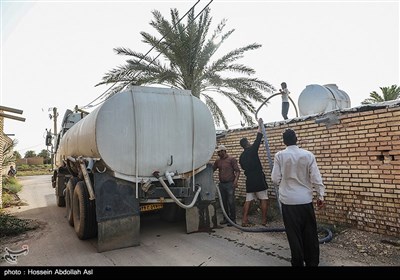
56 195 65 207
66 177 79 226
56 175 66 207
72 181 97 239
51 172 57 188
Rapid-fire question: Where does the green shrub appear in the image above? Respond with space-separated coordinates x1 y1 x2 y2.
2 177 23 207
1 193 14 208
16 164 30 171
3 176 16 184
5 183 22 194
2 177 22 194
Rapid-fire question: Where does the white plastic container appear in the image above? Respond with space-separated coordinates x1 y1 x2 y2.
57 86 216 178
298 84 351 116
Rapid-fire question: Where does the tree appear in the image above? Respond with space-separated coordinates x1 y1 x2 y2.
13 151 22 160
24 150 37 158
2 139 18 166
361 85 400 105
38 149 51 164
97 7 275 128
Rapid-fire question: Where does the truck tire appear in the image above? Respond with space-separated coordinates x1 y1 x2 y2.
51 172 57 188
72 181 97 239
56 195 65 207
65 177 79 227
55 175 66 207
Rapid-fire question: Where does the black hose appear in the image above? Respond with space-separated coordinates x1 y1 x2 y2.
318 226 333 244
216 184 285 233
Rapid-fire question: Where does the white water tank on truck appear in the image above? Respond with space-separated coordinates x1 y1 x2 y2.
298 84 351 116
56 86 216 180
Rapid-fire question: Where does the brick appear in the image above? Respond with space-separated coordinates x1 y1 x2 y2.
364 124 379 129
382 193 399 198
377 112 393 118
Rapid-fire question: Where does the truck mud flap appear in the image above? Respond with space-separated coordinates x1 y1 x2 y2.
186 201 218 233
55 174 66 207
186 163 218 233
94 173 140 252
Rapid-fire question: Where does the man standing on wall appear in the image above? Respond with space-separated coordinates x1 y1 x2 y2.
271 128 325 266
280 82 290 120
213 145 240 226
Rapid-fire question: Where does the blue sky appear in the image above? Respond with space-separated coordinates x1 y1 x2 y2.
1 0 399 155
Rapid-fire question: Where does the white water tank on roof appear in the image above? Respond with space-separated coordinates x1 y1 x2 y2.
298 84 351 116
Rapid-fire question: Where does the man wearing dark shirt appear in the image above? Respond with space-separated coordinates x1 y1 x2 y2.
239 118 269 226
213 145 240 226
8 166 17 177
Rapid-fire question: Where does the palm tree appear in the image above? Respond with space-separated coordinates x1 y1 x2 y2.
361 85 400 105
38 149 51 164
24 150 37 158
96 7 275 128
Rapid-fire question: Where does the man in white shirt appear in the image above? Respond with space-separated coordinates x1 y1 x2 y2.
271 128 325 266
280 82 290 120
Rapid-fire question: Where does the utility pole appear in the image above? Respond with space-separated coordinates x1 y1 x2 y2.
53 107 58 147
48 107 58 170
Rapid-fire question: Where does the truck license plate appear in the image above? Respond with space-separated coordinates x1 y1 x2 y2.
140 203 164 212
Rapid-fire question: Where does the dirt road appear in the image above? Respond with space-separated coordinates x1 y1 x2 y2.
0 175 390 267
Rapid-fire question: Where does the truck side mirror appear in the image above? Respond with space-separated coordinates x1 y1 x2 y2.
46 134 52 146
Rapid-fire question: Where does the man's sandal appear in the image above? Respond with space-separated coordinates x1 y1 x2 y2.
241 222 254 227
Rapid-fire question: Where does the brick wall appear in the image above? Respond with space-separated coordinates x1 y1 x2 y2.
213 102 400 237
17 157 44 165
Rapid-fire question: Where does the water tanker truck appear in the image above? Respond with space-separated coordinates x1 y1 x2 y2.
50 86 217 252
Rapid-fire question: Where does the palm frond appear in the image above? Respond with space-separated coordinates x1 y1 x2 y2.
2 139 18 167
202 94 228 128
362 85 400 104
